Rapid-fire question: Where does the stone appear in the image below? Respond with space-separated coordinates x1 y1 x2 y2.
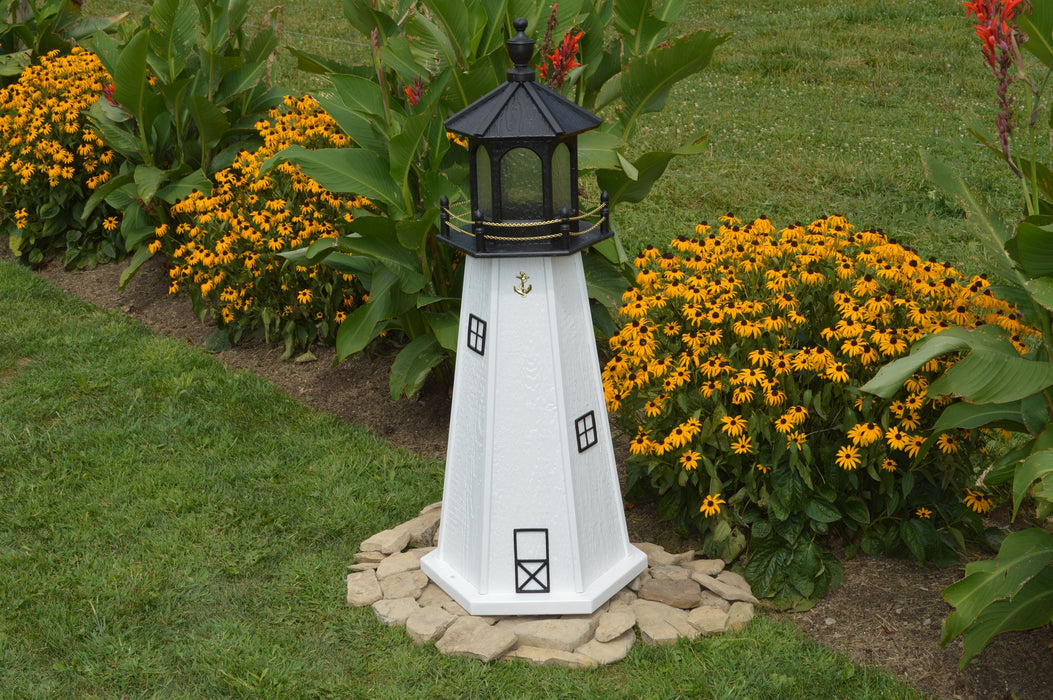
441 599 469 617
380 570 429 600
353 551 387 564
716 570 751 593
436 616 517 662
632 542 678 567
698 590 731 611
725 602 755 633
650 564 692 581
631 599 698 645
594 610 635 643
347 562 379 572
688 606 729 635
372 597 421 626
346 569 383 607
683 558 725 577
360 526 411 555
608 588 638 608
417 583 454 609
375 550 423 579
405 509 442 548
405 605 456 644
628 571 650 592
576 629 636 665
513 618 597 652
692 573 759 604
638 577 702 609
671 549 696 564
504 646 597 669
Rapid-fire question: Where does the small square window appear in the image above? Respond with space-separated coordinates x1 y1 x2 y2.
575 411 598 453
467 314 487 356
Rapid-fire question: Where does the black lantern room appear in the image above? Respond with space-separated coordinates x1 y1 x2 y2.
439 18 611 258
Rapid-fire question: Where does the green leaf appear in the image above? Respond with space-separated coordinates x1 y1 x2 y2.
931 400 1031 434
919 150 1022 285
957 565 1053 668
335 269 413 359
188 94 231 157
1014 218 1053 277
81 171 133 221
389 335 446 399
617 30 728 140
900 518 933 564
804 498 841 524
148 0 198 83
423 310 459 352
596 136 707 206
335 232 428 294
1021 2 1053 67
342 0 399 44
118 245 154 289
927 347 1053 404
1025 277 1053 312
842 498 870 525
113 31 151 134
134 166 168 205
260 145 406 216
577 129 626 171
1013 448 1053 519
613 0 671 55
941 528 1053 647
287 46 354 75
156 169 211 204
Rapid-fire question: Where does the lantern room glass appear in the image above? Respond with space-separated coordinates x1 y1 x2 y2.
552 142 571 215
476 145 492 219
500 147 543 221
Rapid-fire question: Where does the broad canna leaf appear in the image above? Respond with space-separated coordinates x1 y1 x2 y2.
1014 217 1053 277
957 563 1053 668
112 30 150 133
927 348 1053 404
335 267 414 359
931 400 1031 434
617 30 728 140
148 0 198 83
613 0 672 55
596 136 707 206
389 335 447 399
941 528 1053 648
1020 1 1053 67
134 165 167 205
188 94 231 161
260 145 407 216
155 168 211 204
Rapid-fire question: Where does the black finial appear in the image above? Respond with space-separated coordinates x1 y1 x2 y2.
507 17 535 82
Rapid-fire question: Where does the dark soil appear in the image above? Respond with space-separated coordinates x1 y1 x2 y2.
29 253 1053 700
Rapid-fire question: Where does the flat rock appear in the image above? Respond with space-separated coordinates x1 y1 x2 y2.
683 558 725 577
405 605 456 644
347 562 379 572
375 550 423 579
372 597 420 626
671 549 696 564
353 551 387 564
404 509 442 548
576 629 636 665
726 601 755 633
628 571 650 592
419 501 442 515
688 605 729 635
513 618 597 652
650 564 692 581
441 599 469 617
346 570 382 607
608 589 638 608
504 645 597 669
716 570 751 593
698 590 731 611
692 573 759 604
417 583 454 608
632 542 678 567
436 616 517 662
380 570 429 600
638 577 701 609
360 526 411 555
631 599 698 645
595 610 635 643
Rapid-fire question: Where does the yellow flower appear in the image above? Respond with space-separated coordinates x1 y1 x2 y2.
732 435 752 454
297 289 313 304
936 433 959 454
846 422 882 446
786 430 807 449
963 489 993 515
699 493 725 517
915 507 932 519
881 458 897 472
835 444 861 470
755 463 770 474
102 216 119 232
629 431 653 455
679 450 701 470
720 415 747 437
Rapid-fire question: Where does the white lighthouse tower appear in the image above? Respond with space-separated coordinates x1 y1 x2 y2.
419 18 647 616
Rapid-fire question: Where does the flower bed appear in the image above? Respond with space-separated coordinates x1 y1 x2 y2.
168 96 369 356
603 214 1036 606
0 47 120 266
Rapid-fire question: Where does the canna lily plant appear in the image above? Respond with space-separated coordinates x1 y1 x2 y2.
862 0 1053 668
264 0 728 399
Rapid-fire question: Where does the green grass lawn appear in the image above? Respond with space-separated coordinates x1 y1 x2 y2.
0 261 925 697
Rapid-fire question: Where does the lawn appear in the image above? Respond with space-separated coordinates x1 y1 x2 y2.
0 0 1020 695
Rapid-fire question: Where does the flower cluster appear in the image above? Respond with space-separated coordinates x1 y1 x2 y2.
536 4 582 90
605 215 1034 562
965 0 1024 160
168 95 368 355
0 48 120 265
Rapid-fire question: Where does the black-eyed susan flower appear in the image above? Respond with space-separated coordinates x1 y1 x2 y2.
699 493 725 517
936 433 960 454
963 489 993 514
732 435 753 454
679 450 701 471
835 444 861 470
915 507 932 519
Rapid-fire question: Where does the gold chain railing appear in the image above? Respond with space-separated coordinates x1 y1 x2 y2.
442 200 607 242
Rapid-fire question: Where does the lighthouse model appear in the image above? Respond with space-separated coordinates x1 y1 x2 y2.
419 18 647 615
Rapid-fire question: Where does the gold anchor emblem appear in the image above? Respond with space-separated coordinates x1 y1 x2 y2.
514 271 533 297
